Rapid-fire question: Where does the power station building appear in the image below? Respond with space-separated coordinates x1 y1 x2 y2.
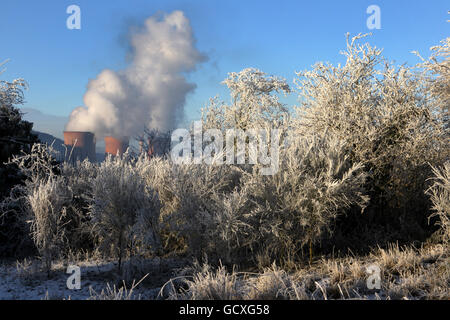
63 131 130 163
104 136 129 157
63 131 96 163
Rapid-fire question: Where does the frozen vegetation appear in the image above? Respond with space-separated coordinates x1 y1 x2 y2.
0 34 448 300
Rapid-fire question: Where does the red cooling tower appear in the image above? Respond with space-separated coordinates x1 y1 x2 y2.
104 136 129 156
63 131 96 162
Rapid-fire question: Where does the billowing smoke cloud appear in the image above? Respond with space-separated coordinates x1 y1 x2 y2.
65 11 206 138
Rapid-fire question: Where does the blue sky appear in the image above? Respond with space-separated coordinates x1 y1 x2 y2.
1 0 448 135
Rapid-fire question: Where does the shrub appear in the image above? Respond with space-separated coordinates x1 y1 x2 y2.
155 132 367 266
0 73 39 256
231 133 368 265
201 68 290 132
143 156 242 258
60 159 97 252
148 66 368 265
414 37 449 123
26 176 71 273
293 33 449 243
0 144 68 264
426 162 450 244
87 153 161 272
0 76 38 169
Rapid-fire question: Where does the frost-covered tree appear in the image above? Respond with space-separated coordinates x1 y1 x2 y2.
201 68 291 132
88 153 161 272
213 133 368 265
0 65 38 199
140 154 242 257
142 132 367 265
199 68 291 170
1 144 73 270
414 37 449 128
2 144 162 268
293 34 449 233
0 64 39 257
0 68 37 161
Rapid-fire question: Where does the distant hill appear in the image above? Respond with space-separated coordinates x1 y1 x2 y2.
21 108 67 140
33 130 64 146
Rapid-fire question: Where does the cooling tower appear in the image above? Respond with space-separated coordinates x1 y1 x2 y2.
63 131 96 162
104 136 129 156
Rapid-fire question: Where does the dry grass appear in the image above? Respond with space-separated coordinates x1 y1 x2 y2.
167 244 449 300
87 275 148 300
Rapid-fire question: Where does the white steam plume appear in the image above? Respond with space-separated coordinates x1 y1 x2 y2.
65 11 206 138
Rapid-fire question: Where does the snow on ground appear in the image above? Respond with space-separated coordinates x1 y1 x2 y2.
0 258 165 300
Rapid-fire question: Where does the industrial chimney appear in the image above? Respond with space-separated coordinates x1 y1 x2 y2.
104 136 129 156
63 131 96 163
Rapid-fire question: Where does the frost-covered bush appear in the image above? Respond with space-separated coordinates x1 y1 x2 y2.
0 71 39 235
88 153 161 271
200 69 291 173
150 66 369 265
426 162 450 244
27 176 71 273
227 133 368 265
5 143 59 190
141 156 242 257
151 132 367 265
60 159 98 251
141 157 250 263
137 156 175 216
139 68 292 260
136 156 186 252
0 144 77 270
2 145 163 268
205 188 254 264
414 37 449 122
0 73 38 169
293 34 449 235
201 68 290 132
